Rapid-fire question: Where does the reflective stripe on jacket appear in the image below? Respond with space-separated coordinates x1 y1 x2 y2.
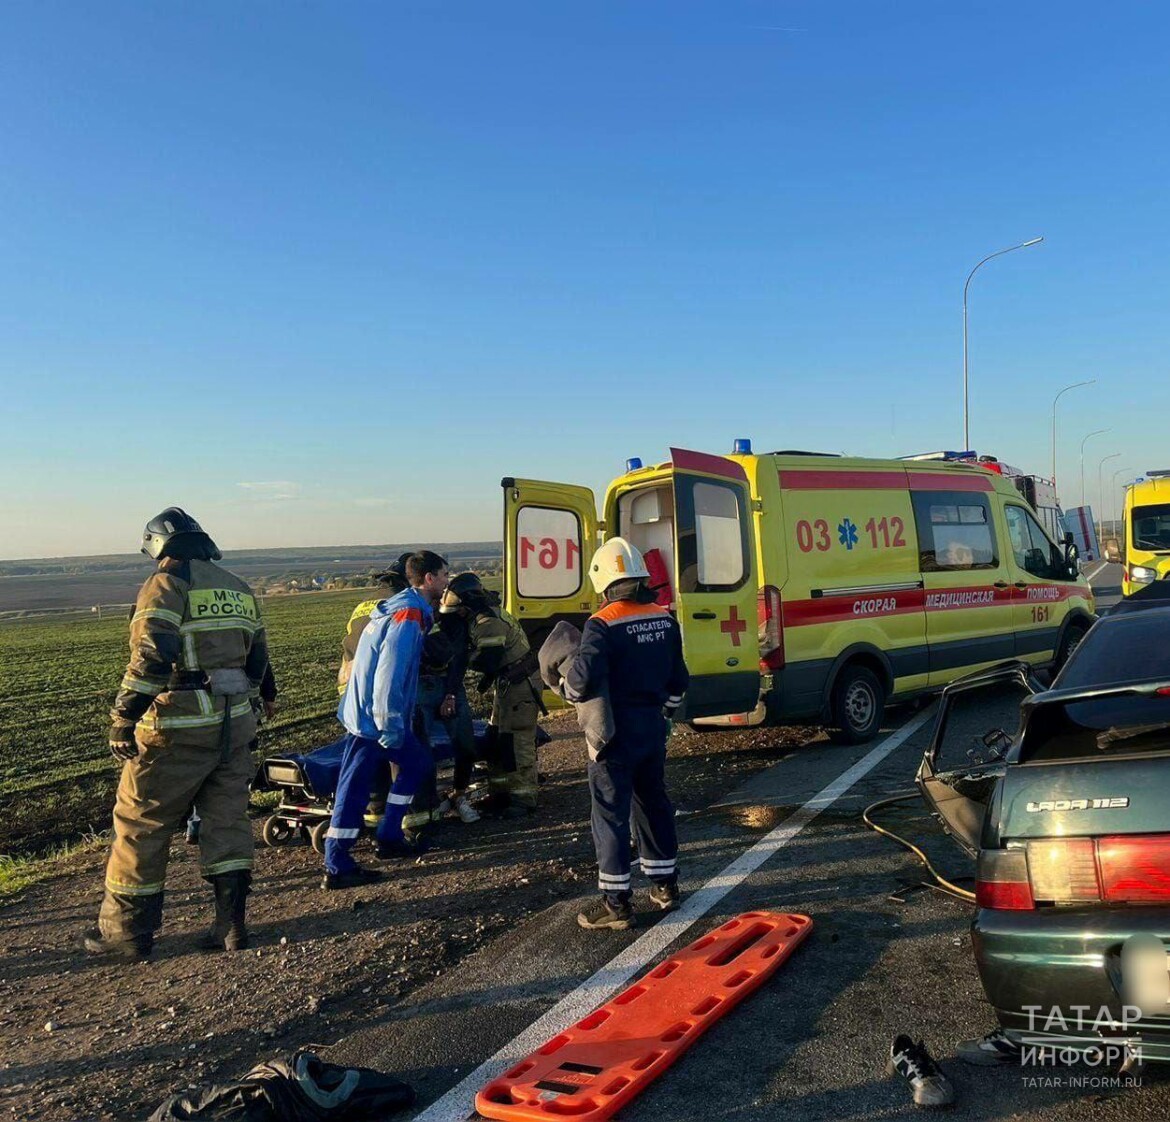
562 598 688 712
114 558 269 743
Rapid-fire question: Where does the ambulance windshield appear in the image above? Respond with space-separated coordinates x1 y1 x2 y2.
1133 504 1170 551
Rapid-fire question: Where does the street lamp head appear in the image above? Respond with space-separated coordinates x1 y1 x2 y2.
1022 237 1044 247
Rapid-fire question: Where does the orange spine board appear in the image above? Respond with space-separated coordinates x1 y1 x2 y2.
475 911 813 1122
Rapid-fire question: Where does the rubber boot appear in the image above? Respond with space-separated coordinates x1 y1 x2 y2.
83 890 162 960
199 870 251 952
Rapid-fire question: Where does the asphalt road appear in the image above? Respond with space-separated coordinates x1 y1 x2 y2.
334 564 1157 1121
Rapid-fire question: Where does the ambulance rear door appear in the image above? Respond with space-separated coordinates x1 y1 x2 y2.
668 448 761 719
502 477 600 653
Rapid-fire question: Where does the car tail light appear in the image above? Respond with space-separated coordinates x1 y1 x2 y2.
976 848 1034 910
1025 839 1101 902
1097 836 1170 903
758 585 785 672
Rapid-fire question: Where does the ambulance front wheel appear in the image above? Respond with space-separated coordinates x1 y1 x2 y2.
828 664 886 744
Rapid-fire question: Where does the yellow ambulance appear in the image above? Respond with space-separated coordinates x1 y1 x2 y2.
502 441 1094 742
1123 473 1170 595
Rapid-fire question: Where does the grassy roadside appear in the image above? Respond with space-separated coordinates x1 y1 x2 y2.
0 833 109 901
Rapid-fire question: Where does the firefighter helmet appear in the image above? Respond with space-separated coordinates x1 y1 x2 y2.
588 537 649 594
439 571 489 615
372 551 413 592
141 507 221 561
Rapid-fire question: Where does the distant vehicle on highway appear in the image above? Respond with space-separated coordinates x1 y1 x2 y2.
1123 472 1170 595
502 440 1093 743
919 586 1170 1062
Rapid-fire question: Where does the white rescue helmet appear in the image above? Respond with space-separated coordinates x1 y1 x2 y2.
588 537 650 595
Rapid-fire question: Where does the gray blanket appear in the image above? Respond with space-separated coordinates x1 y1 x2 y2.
538 621 614 761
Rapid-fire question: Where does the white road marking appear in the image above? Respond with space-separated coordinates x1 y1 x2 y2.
412 705 936 1122
1085 560 1111 583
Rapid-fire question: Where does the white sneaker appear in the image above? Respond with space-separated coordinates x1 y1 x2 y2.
452 795 481 823
888 1035 954 1108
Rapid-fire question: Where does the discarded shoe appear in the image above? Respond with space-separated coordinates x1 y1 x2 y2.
888 1035 954 1108
374 834 430 860
956 1026 1022 1067
648 881 680 912
576 897 635 931
81 929 153 961
321 867 385 891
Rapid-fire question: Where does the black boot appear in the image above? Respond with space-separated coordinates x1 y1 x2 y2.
200 870 251 952
82 929 153 960
84 890 162 960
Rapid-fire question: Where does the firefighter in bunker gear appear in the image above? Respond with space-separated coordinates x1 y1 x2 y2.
561 538 688 931
337 552 412 695
324 553 449 889
439 572 541 816
84 509 271 959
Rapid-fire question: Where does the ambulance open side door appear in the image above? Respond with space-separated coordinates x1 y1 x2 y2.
669 449 761 719
502 477 600 655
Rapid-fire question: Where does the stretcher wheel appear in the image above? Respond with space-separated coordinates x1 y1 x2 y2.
262 815 296 847
309 819 330 854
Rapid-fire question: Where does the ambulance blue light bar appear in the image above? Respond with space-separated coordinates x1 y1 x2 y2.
899 450 976 462
733 438 752 454
626 457 643 472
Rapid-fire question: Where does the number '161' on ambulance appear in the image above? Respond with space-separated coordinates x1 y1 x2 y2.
502 441 1094 743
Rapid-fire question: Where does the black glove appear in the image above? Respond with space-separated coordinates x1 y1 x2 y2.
108 722 139 761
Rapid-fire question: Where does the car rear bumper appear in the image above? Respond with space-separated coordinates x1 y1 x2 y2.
973 905 1170 1060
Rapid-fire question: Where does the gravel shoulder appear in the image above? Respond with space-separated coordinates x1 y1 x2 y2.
0 713 816 1122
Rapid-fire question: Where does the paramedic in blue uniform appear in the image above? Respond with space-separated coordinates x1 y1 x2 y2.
561 538 688 931
321 551 449 890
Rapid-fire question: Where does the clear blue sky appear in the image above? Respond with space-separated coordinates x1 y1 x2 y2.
2 1 1167 559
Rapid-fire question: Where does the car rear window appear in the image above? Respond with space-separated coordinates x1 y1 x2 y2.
1055 610 1170 689
1021 697 1170 761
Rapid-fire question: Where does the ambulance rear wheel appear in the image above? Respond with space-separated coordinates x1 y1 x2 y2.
262 815 296 847
828 665 885 744
309 820 331 855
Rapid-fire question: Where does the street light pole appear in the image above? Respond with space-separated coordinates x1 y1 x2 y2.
1051 379 1095 485
1079 429 1110 508
1110 466 1132 539
963 236 1044 450
1098 453 1120 538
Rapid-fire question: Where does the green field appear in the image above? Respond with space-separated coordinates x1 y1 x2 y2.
0 584 497 859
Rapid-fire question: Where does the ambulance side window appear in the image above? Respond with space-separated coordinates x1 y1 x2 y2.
912 492 998 572
1005 505 1061 580
675 477 750 593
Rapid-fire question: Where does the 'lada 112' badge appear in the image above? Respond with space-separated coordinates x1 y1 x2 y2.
1026 797 1130 812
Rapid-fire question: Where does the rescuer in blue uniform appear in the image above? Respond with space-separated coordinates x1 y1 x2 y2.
561 538 688 930
322 551 449 890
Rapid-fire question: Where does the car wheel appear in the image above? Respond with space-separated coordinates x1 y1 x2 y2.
1055 623 1089 672
828 665 886 744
